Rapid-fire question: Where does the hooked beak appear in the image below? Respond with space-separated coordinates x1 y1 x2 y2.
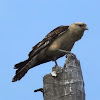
85 26 88 30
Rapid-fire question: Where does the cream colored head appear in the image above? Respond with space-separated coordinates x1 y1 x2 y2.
69 22 88 32
68 22 88 41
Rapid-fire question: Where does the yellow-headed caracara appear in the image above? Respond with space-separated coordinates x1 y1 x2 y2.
12 22 88 82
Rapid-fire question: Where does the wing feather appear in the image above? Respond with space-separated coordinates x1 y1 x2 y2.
28 25 69 58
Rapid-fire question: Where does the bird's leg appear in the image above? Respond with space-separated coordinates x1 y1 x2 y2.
54 60 58 67
51 58 58 77
58 49 74 59
51 60 62 77
51 57 63 77
58 49 71 54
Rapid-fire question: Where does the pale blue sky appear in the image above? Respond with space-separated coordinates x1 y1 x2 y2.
0 0 100 100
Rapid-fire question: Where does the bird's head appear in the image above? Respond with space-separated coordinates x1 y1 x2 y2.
68 22 88 41
69 22 88 32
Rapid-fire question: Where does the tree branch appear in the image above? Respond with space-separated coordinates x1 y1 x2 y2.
43 53 85 100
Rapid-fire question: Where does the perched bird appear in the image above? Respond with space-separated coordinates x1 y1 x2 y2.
12 22 88 82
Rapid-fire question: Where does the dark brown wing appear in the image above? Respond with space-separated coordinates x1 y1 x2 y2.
28 25 69 58
12 25 69 82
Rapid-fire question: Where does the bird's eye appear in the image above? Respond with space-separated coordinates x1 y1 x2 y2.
79 24 83 27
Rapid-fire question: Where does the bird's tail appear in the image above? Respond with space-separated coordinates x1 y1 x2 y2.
12 58 37 82
14 59 29 73
12 55 50 82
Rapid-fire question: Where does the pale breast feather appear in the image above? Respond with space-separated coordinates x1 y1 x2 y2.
28 25 69 58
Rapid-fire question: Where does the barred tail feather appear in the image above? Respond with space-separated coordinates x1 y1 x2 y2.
12 65 29 82
12 55 50 82
12 58 36 82
14 59 29 69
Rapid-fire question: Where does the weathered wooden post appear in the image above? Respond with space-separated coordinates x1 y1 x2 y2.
34 53 85 100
